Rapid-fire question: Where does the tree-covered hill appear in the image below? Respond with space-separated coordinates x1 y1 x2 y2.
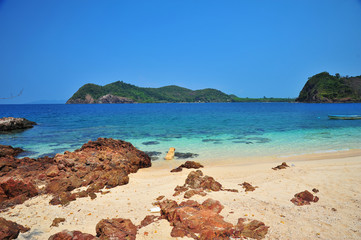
66 81 238 103
296 72 361 103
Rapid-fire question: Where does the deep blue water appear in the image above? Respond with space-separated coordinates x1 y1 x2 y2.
1 103 361 161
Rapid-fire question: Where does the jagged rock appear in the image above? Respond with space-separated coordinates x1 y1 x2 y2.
50 218 66 227
46 165 60 178
0 138 151 209
291 190 319 206
139 215 160 229
234 219 269 240
272 162 289 170
170 161 203 172
184 189 207 199
48 230 96 240
96 218 137 240
185 170 222 191
0 117 36 132
173 170 224 198
0 178 38 208
159 198 269 239
0 145 24 157
240 182 257 192
312 188 319 193
0 217 29 240
165 147 175 160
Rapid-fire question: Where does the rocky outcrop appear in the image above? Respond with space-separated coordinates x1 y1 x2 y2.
0 178 39 209
97 94 134 103
66 94 134 104
0 117 36 132
0 138 151 209
159 198 269 239
96 218 137 240
0 217 29 240
291 190 319 206
0 145 23 157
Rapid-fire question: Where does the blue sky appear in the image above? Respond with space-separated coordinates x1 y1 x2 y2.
0 0 361 103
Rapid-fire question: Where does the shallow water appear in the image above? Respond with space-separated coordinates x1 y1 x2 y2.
1 103 361 161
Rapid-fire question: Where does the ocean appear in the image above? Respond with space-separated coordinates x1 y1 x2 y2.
1 103 361 162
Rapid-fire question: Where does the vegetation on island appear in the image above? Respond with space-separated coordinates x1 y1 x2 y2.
296 72 361 103
67 81 295 104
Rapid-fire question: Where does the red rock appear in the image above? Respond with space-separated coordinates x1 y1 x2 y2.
185 170 222 191
170 161 204 172
0 178 38 208
50 218 66 227
184 189 206 199
96 218 137 240
160 198 269 239
0 217 29 240
272 162 289 170
0 145 24 157
240 182 257 192
139 215 160 228
48 230 96 240
46 165 60 177
291 190 319 206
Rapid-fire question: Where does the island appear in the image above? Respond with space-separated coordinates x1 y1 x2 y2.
296 72 361 103
66 81 294 104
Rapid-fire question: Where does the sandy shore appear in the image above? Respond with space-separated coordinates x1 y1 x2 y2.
1 150 361 240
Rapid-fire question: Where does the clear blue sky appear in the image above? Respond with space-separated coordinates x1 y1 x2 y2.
1 0 361 103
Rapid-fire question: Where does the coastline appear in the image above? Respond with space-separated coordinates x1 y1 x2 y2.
1 150 360 239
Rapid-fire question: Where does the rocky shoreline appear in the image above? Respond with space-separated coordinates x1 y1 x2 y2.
0 117 37 132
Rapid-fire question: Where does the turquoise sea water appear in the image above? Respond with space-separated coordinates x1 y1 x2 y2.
1 103 361 161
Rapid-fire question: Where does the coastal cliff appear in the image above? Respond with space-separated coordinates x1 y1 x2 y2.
296 72 361 103
66 81 237 104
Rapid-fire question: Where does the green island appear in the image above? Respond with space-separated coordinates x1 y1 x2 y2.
296 72 361 103
66 81 294 104
67 71 361 104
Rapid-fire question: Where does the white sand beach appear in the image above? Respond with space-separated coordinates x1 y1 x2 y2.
2 151 361 240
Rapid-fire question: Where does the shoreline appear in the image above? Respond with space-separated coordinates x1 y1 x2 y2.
1 150 360 239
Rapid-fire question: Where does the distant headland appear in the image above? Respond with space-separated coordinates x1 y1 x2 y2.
296 72 361 103
66 81 294 104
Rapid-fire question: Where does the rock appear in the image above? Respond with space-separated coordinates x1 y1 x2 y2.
164 147 175 160
97 94 134 104
142 141 159 146
240 182 257 192
171 161 204 172
234 219 269 240
46 165 60 178
272 162 289 170
312 188 319 193
48 230 96 240
96 218 137 240
173 185 189 196
0 145 24 157
159 198 269 239
184 189 206 199
139 215 160 228
174 152 199 159
0 178 38 209
0 117 37 132
51 218 66 227
0 217 29 240
144 151 161 161
156 195 165 201
290 190 319 206
0 138 151 209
